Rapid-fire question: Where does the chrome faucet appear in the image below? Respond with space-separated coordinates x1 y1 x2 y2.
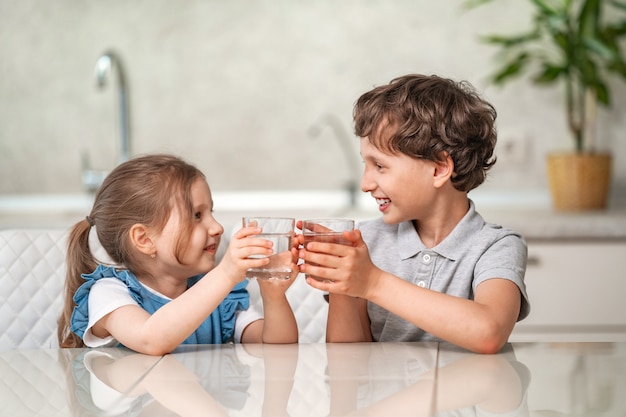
82 50 131 193
95 50 130 165
307 113 361 209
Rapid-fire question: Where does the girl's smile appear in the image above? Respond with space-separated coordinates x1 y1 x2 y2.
204 242 218 255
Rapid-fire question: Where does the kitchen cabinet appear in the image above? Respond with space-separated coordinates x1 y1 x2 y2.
510 240 626 342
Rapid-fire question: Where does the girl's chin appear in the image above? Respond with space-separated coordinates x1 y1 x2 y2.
194 257 216 274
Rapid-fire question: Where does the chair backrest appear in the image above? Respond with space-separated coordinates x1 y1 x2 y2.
0 229 68 351
0 227 329 351
246 274 328 343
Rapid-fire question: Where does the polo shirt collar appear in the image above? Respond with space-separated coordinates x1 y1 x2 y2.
397 199 484 261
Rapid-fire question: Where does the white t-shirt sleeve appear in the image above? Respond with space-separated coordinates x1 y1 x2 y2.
83 277 264 346
233 301 264 343
84 278 139 347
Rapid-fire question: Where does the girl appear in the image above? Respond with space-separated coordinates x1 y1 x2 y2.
58 154 298 355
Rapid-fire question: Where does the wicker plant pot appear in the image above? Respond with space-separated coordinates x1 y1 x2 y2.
546 152 612 211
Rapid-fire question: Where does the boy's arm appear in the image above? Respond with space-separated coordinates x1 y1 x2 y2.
365 272 520 353
301 229 522 353
326 294 371 342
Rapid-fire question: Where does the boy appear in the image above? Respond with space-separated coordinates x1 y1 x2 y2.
298 74 529 354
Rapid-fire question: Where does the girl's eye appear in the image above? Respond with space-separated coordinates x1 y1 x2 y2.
194 211 202 220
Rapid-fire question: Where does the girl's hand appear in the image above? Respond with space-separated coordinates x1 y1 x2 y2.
253 245 300 344
299 229 380 299
294 220 305 249
256 246 299 298
216 225 274 284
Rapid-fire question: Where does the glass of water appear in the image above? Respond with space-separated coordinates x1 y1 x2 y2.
242 216 295 281
301 218 355 281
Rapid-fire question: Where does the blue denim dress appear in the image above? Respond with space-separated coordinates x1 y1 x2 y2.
70 264 250 345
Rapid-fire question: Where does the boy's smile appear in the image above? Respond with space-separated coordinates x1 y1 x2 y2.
360 137 434 224
375 197 392 212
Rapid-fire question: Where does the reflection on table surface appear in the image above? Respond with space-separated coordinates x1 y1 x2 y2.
1 342 625 416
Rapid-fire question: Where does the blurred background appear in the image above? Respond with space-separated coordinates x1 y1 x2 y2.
2 0 626 346
1 0 625 204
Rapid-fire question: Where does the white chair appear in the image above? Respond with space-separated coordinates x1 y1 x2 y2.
0 227 328 351
0 229 68 351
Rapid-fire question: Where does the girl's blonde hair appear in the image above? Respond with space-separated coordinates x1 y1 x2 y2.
58 154 205 348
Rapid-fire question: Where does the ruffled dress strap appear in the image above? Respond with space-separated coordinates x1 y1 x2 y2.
217 280 250 343
71 265 252 345
70 264 138 339
186 275 250 343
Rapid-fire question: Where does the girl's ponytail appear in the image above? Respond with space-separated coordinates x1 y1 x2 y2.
57 218 97 348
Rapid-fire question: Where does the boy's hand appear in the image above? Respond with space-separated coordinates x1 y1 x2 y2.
298 229 380 299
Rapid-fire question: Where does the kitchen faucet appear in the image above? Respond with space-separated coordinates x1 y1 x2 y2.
307 113 361 209
95 50 130 165
82 50 130 193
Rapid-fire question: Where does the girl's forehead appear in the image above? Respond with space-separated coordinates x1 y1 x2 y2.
190 178 213 203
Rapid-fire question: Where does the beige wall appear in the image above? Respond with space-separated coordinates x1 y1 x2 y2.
1 0 625 205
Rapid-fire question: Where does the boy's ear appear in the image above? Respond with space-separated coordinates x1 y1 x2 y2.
129 224 155 256
432 152 455 188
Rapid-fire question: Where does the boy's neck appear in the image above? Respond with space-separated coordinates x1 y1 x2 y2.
413 195 470 248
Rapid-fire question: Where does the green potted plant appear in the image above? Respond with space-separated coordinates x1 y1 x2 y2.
465 0 626 210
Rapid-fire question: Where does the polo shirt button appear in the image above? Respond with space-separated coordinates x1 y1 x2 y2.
422 254 431 263
418 280 426 288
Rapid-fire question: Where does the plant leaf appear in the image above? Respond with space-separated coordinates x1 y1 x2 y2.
480 31 540 47
461 0 496 10
491 53 530 84
579 0 601 38
534 64 566 83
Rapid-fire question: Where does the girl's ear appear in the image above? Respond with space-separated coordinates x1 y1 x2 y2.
129 224 155 256
433 152 455 188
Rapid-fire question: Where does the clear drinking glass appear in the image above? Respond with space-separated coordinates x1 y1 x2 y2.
301 218 355 281
242 216 295 281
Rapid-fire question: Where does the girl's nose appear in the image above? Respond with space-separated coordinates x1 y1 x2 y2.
207 216 224 236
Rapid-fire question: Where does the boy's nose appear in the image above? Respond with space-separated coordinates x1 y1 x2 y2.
360 172 374 193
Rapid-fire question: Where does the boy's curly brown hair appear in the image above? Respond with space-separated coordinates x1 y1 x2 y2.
353 74 497 192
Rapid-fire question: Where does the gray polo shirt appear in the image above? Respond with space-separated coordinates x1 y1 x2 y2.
359 200 529 342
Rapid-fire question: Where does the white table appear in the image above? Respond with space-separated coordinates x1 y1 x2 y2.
1 342 625 416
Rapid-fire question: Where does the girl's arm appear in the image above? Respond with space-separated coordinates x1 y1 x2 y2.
94 265 249 355
241 257 299 344
93 227 274 355
259 280 298 343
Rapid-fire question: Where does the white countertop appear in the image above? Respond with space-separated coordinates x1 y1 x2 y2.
1 190 625 240
2 342 625 416
478 207 626 240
